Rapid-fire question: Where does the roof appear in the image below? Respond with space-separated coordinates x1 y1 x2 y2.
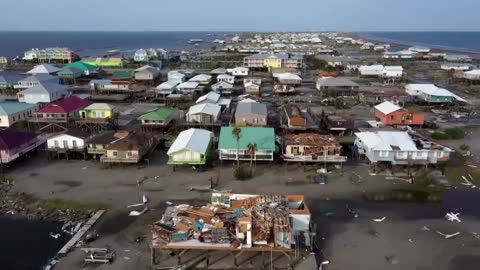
196 91 220 104
139 107 177 121
218 127 275 151
374 101 403 115
19 81 67 95
156 80 179 90
106 132 151 150
0 102 37 116
189 74 212 82
274 73 302 81
210 68 227 74
384 66 403 71
26 64 60 75
167 128 212 155
408 84 466 102
212 81 233 89
83 103 114 111
187 103 221 116
355 131 417 151
50 128 90 140
217 74 234 80
177 81 199 89
0 130 38 150
38 96 93 114
317 77 359 87
284 104 304 119
112 70 134 79
135 65 159 74
235 102 267 117
62 62 97 72
245 53 289 60
86 130 121 145
464 69 480 75
17 75 57 84
359 65 384 71
229 67 249 72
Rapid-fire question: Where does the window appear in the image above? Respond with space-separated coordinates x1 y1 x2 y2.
63 140 68 148
113 151 118 156
390 115 396 120
127 152 132 157
379 151 389 157
72 141 77 148
436 151 444 158
54 140 59 148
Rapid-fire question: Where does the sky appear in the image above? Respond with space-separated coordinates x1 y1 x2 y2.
1 0 479 32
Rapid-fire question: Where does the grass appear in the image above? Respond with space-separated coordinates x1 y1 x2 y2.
404 104 426 113
38 199 106 214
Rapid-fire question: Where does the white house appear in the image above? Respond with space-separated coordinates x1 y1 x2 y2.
186 103 221 124
440 63 472 71
47 128 90 150
168 71 186 83
196 91 231 108
211 81 234 93
359 65 384 76
17 82 68 104
383 50 416 59
0 102 40 128
461 69 480 80
227 67 249 76
383 66 404 78
244 81 261 93
189 74 212 84
354 130 452 166
156 80 179 95
167 128 213 165
26 64 60 75
23 49 39 61
409 46 430 53
176 81 200 93
405 84 465 103
217 74 235 84
14 75 58 89
134 49 149 62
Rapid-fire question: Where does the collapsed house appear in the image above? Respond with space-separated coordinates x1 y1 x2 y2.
282 133 347 163
150 193 312 256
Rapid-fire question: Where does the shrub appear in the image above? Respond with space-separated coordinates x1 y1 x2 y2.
431 132 450 140
234 166 252 181
444 128 464 140
414 169 431 186
459 144 470 151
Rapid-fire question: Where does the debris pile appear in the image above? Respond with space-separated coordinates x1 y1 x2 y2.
150 193 311 250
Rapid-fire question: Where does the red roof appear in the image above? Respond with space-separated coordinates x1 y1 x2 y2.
38 96 93 114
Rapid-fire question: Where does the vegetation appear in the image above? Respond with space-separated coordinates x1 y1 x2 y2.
247 142 257 173
459 144 470 151
232 126 242 169
431 127 464 140
39 199 106 214
234 166 252 181
413 169 431 186
305 55 327 70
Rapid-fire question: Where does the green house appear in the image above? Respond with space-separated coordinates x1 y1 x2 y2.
218 127 275 161
0 76 13 89
59 62 97 79
112 70 135 80
167 128 213 165
81 57 124 68
138 107 178 127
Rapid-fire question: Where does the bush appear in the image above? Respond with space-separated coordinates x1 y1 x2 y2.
431 132 450 140
414 169 431 186
234 166 252 181
444 128 464 140
459 144 470 151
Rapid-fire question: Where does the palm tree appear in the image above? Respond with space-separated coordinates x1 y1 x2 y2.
247 142 257 172
232 127 242 169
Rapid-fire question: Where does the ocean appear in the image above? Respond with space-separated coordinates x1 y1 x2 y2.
0 216 70 270
0 31 235 58
358 32 480 54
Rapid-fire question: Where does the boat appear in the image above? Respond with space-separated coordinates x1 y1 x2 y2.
188 39 204 44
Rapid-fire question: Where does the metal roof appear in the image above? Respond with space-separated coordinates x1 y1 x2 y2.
167 128 212 155
218 127 275 151
374 101 402 115
235 102 267 117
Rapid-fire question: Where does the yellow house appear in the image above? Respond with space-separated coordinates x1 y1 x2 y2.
79 103 114 119
264 55 282 71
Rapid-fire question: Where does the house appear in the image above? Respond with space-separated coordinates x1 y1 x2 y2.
35 47 78 64
112 70 135 85
138 107 178 128
17 82 68 104
0 76 14 89
196 91 231 108
315 55 361 70
59 62 97 78
0 130 43 164
445 54 472 62
243 53 303 70
227 67 249 77
14 75 58 89
383 50 416 59
359 89 408 105
440 63 473 71
383 66 404 78
374 101 425 126
89 79 112 91
86 130 127 159
26 64 60 75
47 128 90 159
405 84 466 103
23 49 38 61
316 77 359 97
354 130 452 166
244 81 261 94
79 103 114 120
243 77 262 86
282 134 346 163
218 127 275 161
135 65 161 81
155 81 179 96
167 128 213 165
189 74 212 85
273 83 296 94
321 111 355 135
211 81 234 94
32 96 93 122
0 102 39 127
235 102 267 127
134 49 149 62
81 57 124 68
217 74 235 84
101 132 156 163
273 73 302 85
186 103 221 124
409 46 430 54
283 104 306 129
210 68 227 75
176 81 200 94
0 57 8 64
358 65 384 76
459 69 480 81
168 71 186 83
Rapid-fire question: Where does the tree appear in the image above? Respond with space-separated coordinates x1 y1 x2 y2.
232 127 242 169
247 142 257 172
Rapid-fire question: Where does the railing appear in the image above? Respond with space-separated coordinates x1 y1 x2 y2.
100 156 140 163
87 148 107 154
283 154 347 162
29 117 69 123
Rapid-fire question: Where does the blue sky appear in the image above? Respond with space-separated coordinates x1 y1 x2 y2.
1 0 479 31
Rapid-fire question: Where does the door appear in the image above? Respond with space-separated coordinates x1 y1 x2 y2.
81 111 86 119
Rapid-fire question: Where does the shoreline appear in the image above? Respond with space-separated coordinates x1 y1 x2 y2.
350 32 480 58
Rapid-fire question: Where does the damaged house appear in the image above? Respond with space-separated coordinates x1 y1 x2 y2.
282 133 347 163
